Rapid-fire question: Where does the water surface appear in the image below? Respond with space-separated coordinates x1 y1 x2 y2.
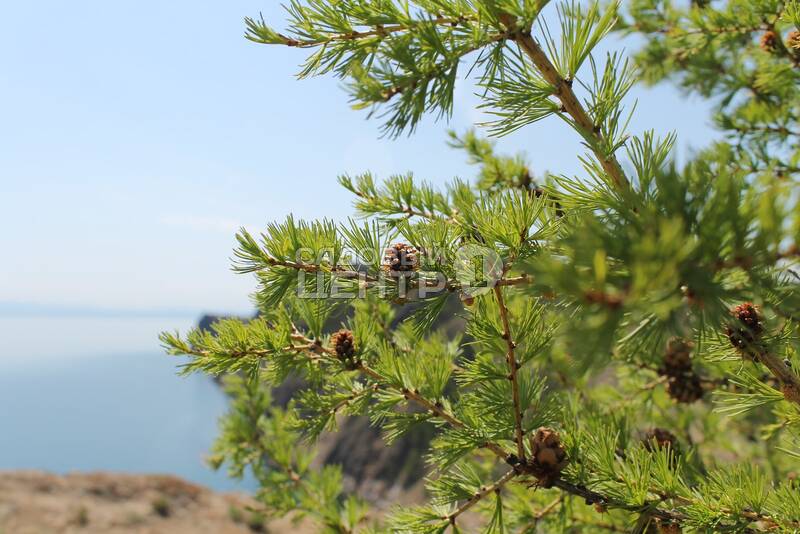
0 316 253 491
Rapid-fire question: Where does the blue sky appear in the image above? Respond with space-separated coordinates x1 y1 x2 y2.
0 1 716 316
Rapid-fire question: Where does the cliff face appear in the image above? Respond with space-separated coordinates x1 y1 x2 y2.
0 471 312 534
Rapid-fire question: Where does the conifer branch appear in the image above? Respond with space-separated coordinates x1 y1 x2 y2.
355 361 511 460
533 496 563 520
550 479 684 522
173 343 323 361
749 349 800 406
501 16 630 190
445 469 517 525
170 3 800 531
250 15 475 48
526 472 800 530
256 251 533 293
496 274 531 287
493 285 527 462
373 32 512 103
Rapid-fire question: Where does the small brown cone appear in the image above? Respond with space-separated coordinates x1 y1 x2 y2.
331 329 358 370
662 337 693 376
787 30 800 50
666 373 704 404
643 428 681 467
761 30 779 52
732 302 763 334
643 428 680 454
382 243 420 274
658 520 682 534
726 302 764 352
527 427 568 487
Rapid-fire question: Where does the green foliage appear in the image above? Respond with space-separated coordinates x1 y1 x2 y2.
162 0 800 532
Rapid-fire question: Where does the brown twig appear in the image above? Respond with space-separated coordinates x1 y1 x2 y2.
504 19 629 190
550 479 684 522
752 349 800 406
352 361 512 460
493 285 527 461
446 469 518 525
533 496 563 520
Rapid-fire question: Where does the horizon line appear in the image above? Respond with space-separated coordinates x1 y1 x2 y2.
0 302 252 320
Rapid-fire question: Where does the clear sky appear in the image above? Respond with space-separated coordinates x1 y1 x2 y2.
0 1 717 317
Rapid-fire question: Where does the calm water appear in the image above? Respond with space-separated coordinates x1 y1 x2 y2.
0 316 255 491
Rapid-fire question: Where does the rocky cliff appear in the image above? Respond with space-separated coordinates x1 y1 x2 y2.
198 294 468 503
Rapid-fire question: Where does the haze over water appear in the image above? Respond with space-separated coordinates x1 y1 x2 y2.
0 315 254 491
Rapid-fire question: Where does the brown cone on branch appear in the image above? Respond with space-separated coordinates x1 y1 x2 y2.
661 337 693 376
760 30 779 52
642 428 680 454
782 384 800 405
642 428 681 467
331 329 359 370
787 30 800 50
657 337 703 403
726 302 764 354
666 373 704 404
525 427 568 487
382 243 420 275
732 302 763 334
657 520 683 534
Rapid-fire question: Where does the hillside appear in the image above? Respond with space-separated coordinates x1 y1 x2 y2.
0 471 309 534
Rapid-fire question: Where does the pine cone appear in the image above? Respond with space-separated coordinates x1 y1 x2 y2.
666 373 704 404
527 427 568 487
382 243 420 274
726 302 764 351
662 337 693 376
787 30 800 50
657 520 683 534
760 31 779 52
732 302 763 333
331 329 359 370
642 428 680 454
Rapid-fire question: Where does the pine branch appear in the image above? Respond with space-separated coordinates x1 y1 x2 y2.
359 360 510 460
370 32 512 104
493 285 527 462
501 15 630 190
174 3 800 531
750 348 800 406
248 14 474 48
550 479 684 523
566 472 800 531
445 469 517 525
533 496 563 521
286 334 513 460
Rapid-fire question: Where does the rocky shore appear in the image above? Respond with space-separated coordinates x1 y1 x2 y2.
0 471 307 534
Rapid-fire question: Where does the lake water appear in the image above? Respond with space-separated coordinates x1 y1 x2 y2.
0 315 255 492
